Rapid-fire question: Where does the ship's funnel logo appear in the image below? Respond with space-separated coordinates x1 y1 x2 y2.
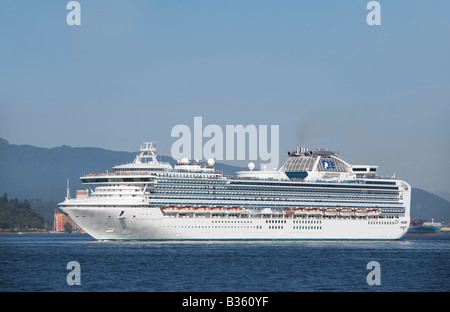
322 160 335 170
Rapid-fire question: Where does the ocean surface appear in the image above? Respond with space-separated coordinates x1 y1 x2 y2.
1 233 449 292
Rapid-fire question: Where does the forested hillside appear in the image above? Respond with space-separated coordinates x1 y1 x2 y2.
0 193 45 231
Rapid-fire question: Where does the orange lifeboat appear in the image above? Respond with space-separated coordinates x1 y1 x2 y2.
162 206 179 214
294 209 307 215
308 209 322 215
339 209 353 217
180 206 195 213
354 209 368 217
367 209 381 217
211 207 227 214
195 207 210 213
323 208 337 216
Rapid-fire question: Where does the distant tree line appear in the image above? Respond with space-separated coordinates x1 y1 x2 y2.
29 198 58 227
0 193 45 231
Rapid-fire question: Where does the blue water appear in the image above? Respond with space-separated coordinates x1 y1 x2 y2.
0 233 449 292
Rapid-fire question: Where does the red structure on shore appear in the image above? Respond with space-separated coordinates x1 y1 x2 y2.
55 213 84 233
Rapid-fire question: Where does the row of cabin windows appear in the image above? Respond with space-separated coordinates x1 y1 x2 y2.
160 225 263 229
369 221 396 225
268 225 322 230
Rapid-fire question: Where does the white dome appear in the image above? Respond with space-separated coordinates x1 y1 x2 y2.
180 157 189 164
248 162 255 171
207 158 215 166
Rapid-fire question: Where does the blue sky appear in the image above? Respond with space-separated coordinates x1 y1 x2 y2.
1 1 449 193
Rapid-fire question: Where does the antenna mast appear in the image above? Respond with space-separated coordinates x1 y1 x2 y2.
66 178 71 200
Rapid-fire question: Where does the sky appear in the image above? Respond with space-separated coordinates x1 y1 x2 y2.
1 0 449 193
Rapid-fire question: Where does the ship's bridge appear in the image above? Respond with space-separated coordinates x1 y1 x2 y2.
112 141 172 173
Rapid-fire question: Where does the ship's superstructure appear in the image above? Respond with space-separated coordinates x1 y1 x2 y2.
58 142 411 240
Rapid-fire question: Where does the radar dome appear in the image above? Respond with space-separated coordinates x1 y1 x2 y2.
248 162 255 171
207 158 215 166
181 157 189 164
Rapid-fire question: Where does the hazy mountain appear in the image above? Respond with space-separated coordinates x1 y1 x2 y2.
411 188 450 222
1 138 449 223
0 139 136 201
434 191 450 203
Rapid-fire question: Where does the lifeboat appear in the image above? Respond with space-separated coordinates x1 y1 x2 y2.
211 207 227 214
339 209 353 217
323 208 337 216
228 207 242 213
179 206 195 213
294 208 308 215
308 209 322 216
354 209 368 217
162 206 179 214
367 209 381 217
286 209 296 214
195 207 210 213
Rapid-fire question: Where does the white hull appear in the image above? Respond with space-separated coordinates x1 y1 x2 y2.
60 206 409 241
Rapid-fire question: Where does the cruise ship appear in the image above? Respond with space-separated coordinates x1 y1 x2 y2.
58 142 411 240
